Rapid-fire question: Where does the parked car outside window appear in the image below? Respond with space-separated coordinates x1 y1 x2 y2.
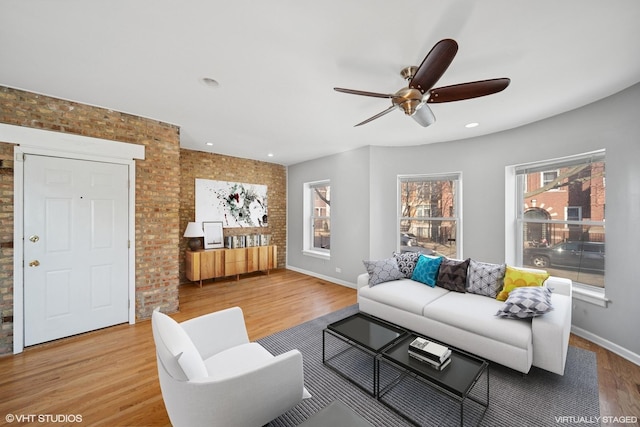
524 241 605 272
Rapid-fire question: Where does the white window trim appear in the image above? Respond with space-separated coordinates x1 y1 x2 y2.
302 180 330 260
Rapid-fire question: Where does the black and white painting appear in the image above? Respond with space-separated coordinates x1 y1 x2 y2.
195 178 268 227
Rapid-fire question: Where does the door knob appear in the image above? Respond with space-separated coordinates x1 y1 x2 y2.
29 235 40 243
29 260 40 267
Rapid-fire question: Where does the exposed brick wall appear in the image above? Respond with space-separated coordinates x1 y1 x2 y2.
179 149 287 283
0 86 181 354
0 143 14 355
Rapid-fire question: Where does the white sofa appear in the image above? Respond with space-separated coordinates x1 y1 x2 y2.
357 272 572 375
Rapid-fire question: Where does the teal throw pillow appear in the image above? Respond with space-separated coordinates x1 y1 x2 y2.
411 254 443 287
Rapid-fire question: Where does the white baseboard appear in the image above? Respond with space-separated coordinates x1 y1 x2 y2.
285 265 356 289
571 325 640 366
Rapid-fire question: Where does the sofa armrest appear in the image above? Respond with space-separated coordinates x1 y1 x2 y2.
180 307 250 359
532 292 572 375
544 276 573 297
357 273 370 289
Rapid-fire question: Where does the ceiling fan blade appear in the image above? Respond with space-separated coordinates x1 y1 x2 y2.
409 39 458 94
354 105 398 127
334 87 394 99
428 78 511 103
412 104 436 127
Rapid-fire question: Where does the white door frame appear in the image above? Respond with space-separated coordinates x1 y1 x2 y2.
1 124 145 354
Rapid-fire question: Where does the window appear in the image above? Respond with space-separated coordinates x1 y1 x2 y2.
542 170 559 187
515 151 605 289
398 173 461 259
303 180 330 258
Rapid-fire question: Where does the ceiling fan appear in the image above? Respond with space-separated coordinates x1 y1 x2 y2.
334 38 510 127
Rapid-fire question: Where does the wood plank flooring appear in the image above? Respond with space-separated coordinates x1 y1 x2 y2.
0 269 637 426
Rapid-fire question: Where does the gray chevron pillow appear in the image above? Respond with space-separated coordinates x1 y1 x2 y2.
496 286 553 319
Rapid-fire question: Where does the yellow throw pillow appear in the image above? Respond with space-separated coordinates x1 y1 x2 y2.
496 266 549 301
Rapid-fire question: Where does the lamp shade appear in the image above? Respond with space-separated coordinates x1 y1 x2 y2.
184 222 204 238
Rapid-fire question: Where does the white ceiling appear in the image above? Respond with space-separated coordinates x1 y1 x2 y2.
2 1 640 165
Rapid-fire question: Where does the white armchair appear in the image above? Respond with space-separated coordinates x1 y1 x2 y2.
152 306 310 427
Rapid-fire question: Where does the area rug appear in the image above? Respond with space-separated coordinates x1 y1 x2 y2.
259 305 600 427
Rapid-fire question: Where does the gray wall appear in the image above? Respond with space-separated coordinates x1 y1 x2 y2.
287 146 371 284
287 82 640 358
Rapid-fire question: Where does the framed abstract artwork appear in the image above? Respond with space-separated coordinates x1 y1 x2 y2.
195 178 268 228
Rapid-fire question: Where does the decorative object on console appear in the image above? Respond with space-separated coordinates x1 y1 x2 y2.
202 221 224 249
183 222 204 251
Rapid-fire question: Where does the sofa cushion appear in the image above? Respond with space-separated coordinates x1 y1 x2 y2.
393 251 420 278
496 287 554 319
466 260 506 298
496 266 549 301
359 278 449 315
411 255 443 287
152 309 208 381
436 258 470 292
423 291 532 349
363 258 405 286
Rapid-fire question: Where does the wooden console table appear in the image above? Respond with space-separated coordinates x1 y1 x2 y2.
185 245 277 287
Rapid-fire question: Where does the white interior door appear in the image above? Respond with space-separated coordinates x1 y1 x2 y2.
23 154 129 346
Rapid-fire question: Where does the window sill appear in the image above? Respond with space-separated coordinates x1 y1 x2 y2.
572 285 609 308
302 249 330 261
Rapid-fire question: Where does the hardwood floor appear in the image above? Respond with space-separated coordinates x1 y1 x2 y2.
0 269 637 426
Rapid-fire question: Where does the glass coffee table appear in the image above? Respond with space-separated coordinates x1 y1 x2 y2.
377 333 489 427
323 312 407 395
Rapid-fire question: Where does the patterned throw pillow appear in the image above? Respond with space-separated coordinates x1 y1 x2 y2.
496 266 549 301
496 286 554 319
466 260 506 298
411 255 443 287
363 258 405 286
437 258 470 292
393 251 420 278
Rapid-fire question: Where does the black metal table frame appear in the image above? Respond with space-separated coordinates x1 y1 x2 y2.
322 314 407 396
376 346 489 427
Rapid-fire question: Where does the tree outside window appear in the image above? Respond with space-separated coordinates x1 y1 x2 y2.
399 174 460 259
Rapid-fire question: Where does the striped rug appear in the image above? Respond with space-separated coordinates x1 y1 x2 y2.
259 305 600 426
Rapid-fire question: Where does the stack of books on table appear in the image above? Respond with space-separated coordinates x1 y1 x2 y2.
408 337 452 370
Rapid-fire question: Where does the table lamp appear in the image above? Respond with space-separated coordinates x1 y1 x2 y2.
184 222 204 251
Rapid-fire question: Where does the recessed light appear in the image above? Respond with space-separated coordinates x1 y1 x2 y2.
465 122 479 128
201 77 220 88
205 142 214 146
267 153 274 157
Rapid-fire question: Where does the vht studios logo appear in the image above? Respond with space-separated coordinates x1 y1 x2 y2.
5 413 83 423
